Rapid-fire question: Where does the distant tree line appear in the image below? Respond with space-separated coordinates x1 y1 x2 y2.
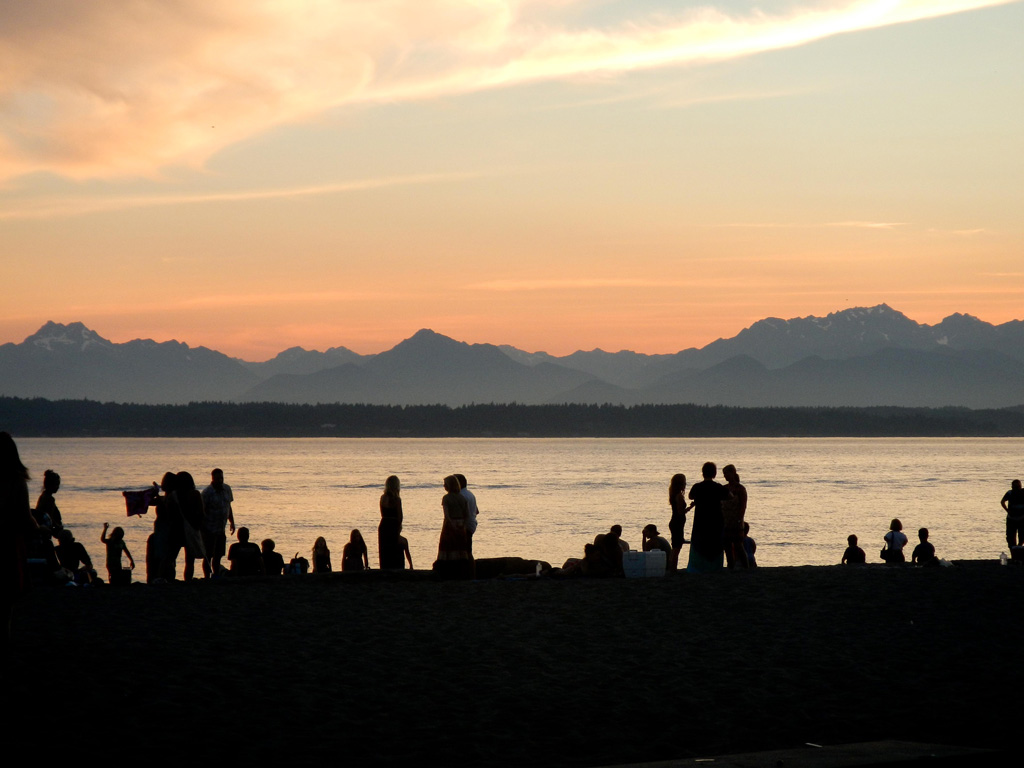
2 396 1023 437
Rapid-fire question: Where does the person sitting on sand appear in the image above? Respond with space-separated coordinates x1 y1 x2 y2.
261 539 285 576
101 523 135 585
642 524 673 564
342 529 369 572
227 527 264 577
312 536 332 573
55 529 95 584
562 543 611 578
882 519 908 564
397 534 413 569
842 534 866 565
594 526 626 576
742 522 757 568
34 469 64 534
912 528 938 567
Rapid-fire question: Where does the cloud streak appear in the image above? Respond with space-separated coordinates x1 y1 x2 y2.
0 0 1015 181
0 171 482 220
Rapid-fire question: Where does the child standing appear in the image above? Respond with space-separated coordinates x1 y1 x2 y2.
101 523 135 585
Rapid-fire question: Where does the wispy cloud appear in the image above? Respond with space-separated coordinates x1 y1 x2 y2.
928 228 989 236
471 278 665 291
825 221 908 229
0 0 1014 181
721 220 908 229
0 171 482 220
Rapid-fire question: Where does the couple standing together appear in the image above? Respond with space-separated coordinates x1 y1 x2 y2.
377 474 479 573
670 462 748 573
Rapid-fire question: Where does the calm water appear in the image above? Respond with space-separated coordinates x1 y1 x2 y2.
17 438 1024 570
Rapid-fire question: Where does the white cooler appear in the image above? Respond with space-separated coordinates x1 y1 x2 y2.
622 549 667 578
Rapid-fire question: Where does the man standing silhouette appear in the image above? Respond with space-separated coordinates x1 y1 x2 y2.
201 468 235 577
456 474 479 556
687 461 731 573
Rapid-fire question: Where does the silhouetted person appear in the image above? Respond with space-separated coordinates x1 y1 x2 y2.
434 475 472 579
398 535 413 569
56 529 95 584
742 522 757 567
882 518 908 564
261 539 285 576
456 474 479 556
342 529 369 571
722 464 749 568
175 471 209 580
312 536 332 573
842 534 866 565
378 475 404 569
687 462 730 573
227 527 264 577
668 474 692 566
912 528 938 567
101 523 135 585
34 469 63 534
2 432 37 645
642 524 673 566
201 468 235 577
594 526 625 576
148 472 184 582
1001 479 1024 550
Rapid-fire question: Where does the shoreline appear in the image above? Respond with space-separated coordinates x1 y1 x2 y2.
10 561 1023 765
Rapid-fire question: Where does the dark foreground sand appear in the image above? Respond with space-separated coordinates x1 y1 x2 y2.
7 562 1023 766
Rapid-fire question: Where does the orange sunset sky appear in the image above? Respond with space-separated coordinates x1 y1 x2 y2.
1 0 1022 360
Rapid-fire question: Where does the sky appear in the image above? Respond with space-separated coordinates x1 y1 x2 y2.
1 0 1022 360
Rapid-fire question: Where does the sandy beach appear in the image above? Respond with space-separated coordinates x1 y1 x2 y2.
7 562 1022 766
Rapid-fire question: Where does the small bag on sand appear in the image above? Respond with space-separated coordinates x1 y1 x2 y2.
287 554 309 575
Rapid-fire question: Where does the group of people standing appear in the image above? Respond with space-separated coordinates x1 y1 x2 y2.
145 468 235 582
670 462 753 573
377 473 479 578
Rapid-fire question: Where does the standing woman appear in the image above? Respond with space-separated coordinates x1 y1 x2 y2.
34 469 63 533
175 471 209 580
434 475 472 578
2 432 36 646
378 475 404 569
882 518 908 564
668 474 691 569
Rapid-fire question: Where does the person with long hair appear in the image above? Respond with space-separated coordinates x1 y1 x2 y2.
721 464 749 569
668 473 692 569
342 529 369 571
1 432 36 645
175 471 210 580
311 536 332 573
434 475 472 578
34 469 63 533
378 475 404 569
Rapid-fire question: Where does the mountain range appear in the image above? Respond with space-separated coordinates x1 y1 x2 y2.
1 305 1022 408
